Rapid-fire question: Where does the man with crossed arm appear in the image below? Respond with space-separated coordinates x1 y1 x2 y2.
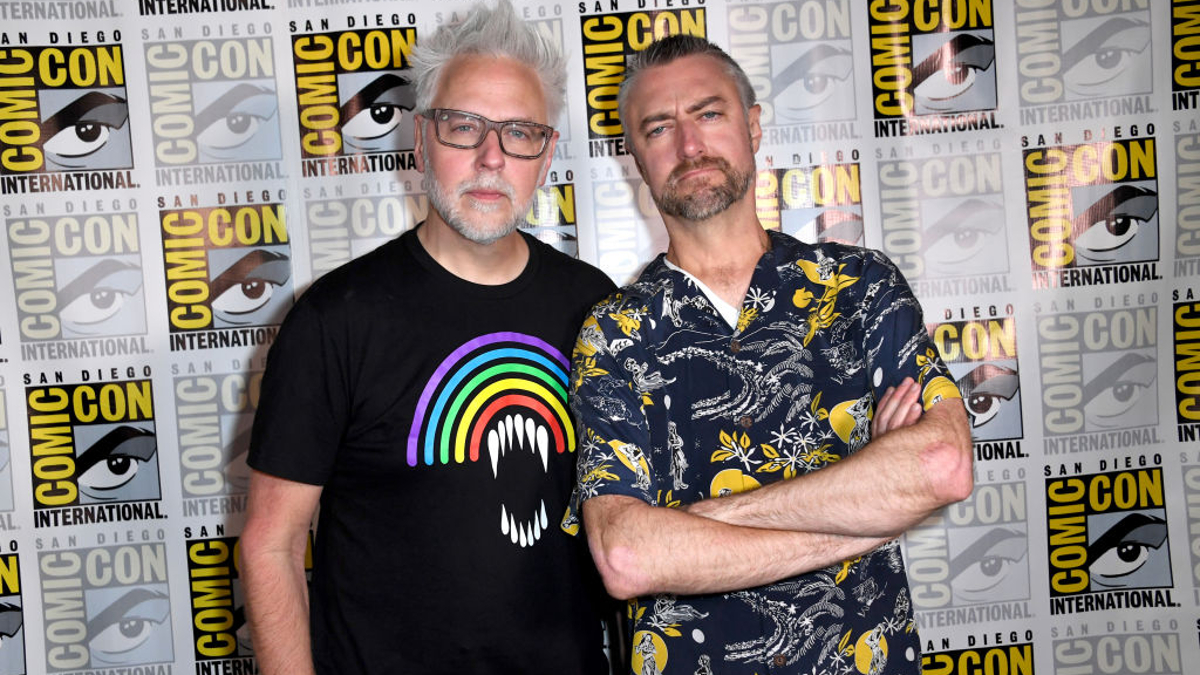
568 35 973 674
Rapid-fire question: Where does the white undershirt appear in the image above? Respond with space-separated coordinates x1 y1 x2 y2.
664 258 740 329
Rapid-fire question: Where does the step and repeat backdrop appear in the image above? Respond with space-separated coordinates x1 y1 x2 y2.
0 0 1197 673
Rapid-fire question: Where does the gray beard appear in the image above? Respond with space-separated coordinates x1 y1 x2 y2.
654 156 755 222
424 145 534 245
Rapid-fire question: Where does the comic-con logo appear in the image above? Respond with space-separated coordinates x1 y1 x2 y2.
581 6 706 157
304 186 428 278
6 211 148 355
756 160 863 245
930 316 1023 448
145 36 282 181
291 23 417 177
1014 0 1152 121
1171 0 1199 111
869 0 998 136
25 376 164 526
1176 130 1200 270
1053 626 1182 675
1045 461 1176 615
727 0 856 133
39 541 172 672
1023 136 1160 288
923 639 1034 675
522 179 579 257
878 152 1011 296
589 168 667 283
0 552 25 675
0 391 13 514
1035 302 1161 452
174 366 262 512
1176 291 1200 442
0 39 135 194
407 332 575 547
908 479 1031 627
159 199 292 350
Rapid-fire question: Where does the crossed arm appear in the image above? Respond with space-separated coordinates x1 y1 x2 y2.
582 378 973 600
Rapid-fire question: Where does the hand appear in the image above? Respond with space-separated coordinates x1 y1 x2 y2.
872 377 922 437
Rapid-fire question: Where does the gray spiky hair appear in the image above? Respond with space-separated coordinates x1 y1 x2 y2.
410 0 567 124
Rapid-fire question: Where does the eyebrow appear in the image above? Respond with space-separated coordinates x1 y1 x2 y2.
1082 351 1155 403
85 587 170 636
340 72 414 120
41 91 129 137
77 425 157 473
58 259 142 306
209 249 291 300
195 83 276 131
1086 512 1166 564
1063 17 1147 70
638 95 726 131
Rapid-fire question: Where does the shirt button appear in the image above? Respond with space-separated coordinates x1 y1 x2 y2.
730 339 741 353
773 653 787 667
739 415 753 428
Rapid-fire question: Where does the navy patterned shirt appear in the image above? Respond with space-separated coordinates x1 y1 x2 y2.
566 230 961 674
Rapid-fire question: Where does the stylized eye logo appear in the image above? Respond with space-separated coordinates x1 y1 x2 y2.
195 83 278 161
208 249 292 326
955 364 1018 429
922 198 1006 276
912 33 995 113
77 426 157 500
1072 184 1157 264
771 43 853 124
1062 17 1150 99
86 587 170 665
950 527 1028 604
41 91 129 170
1082 352 1156 430
1088 512 1167 589
58 259 143 337
340 73 415 152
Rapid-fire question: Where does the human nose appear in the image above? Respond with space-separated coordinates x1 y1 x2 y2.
475 126 506 170
676 118 704 159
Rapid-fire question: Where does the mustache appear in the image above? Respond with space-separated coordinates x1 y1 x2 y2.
457 174 516 200
667 156 733 185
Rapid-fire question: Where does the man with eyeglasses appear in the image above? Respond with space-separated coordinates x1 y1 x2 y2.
241 2 616 673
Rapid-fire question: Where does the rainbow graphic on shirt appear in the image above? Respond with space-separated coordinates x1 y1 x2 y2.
406 332 574 468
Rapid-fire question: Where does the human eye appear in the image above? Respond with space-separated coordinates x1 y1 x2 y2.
58 259 143 334
77 426 157 498
195 84 278 158
924 199 1005 275
210 250 292 325
772 44 853 123
950 527 1028 603
913 34 995 109
41 92 129 167
1063 17 1150 97
86 587 171 664
1088 512 1167 588
955 363 1019 429
1083 352 1156 429
339 73 414 151
1073 184 1157 264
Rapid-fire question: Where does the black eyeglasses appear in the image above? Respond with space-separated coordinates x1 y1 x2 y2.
423 108 554 159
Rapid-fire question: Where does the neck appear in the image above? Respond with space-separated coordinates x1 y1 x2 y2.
417 214 529 285
662 198 769 309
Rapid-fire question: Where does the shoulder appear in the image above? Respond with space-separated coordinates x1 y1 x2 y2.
769 231 905 285
527 234 617 301
289 235 412 320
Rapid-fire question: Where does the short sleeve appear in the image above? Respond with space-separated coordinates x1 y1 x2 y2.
248 296 350 485
860 252 961 410
562 305 659 535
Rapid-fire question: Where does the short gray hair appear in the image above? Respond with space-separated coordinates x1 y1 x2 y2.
410 0 567 125
617 35 756 145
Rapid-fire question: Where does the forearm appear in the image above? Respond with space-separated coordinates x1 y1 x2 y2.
242 543 316 675
689 401 973 537
585 495 888 599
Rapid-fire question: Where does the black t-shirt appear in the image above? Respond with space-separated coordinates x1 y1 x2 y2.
249 228 616 674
